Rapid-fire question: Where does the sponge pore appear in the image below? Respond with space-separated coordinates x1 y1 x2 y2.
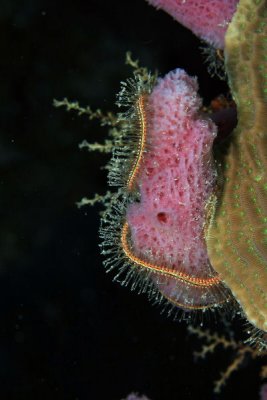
126 69 227 309
146 0 238 49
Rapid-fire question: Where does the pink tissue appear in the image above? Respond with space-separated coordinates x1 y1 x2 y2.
146 0 239 48
126 69 220 308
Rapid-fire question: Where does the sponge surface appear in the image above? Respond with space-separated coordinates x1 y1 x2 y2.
126 69 223 308
146 0 238 48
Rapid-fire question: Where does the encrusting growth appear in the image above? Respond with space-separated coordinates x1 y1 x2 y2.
206 0 267 342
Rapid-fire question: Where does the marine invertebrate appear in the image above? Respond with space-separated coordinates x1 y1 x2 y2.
56 0 267 348
102 0 267 345
145 0 267 346
146 0 239 48
100 66 231 314
206 0 267 340
108 72 156 190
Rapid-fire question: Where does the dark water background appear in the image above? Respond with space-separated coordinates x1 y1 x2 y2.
0 0 262 399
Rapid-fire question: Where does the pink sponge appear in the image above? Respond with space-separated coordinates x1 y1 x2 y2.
146 0 238 48
126 69 225 309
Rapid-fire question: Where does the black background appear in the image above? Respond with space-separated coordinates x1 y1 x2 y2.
0 0 263 399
